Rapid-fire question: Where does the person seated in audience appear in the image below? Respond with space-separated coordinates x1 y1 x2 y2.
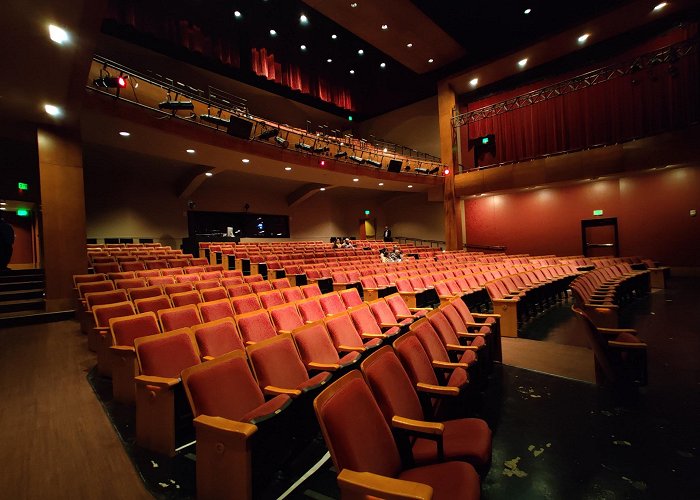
389 246 403 262
379 248 391 263
341 238 354 248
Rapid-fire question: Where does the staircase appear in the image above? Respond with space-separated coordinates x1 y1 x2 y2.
0 269 74 327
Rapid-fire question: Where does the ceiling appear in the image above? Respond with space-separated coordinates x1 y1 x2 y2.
96 0 697 119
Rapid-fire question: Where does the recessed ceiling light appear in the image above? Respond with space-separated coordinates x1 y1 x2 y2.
234 10 242 18
428 58 434 63
300 14 309 24
381 24 388 30
0 207 6 211
406 43 413 48
320 187 326 191
524 8 532 15
518 58 528 68
44 104 61 117
241 158 250 163
653 2 668 11
407 185 413 188
358 49 364 55
0 202 6 205
48 25 69 44
349 70 355 74
269 29 277 36
578 33 590 44
186 149 195 154
380 62 386 68
350 2 358 7
300 44 307 51
327 58 333 63
205 172 213 177
285 166 292 171
119 131 130 137
353 178 359 182
469 78 479 87
378 182 384 186
331 34 337 39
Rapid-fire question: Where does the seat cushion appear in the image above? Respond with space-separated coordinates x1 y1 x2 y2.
298 371 332 391
411 418 492 467
399 460 480 500
242 394 290 423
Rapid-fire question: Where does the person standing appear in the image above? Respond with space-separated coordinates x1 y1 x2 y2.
0 216 15 271
383 225 392 242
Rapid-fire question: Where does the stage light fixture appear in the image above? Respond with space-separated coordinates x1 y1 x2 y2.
200 114 230 127
295 142 313 151
257 128 278 140
94 75 128 89
313 146 330 153
349 155 365 164
159 100 195 110
428 167 440 175
366 159 382 168
334 151 348 158
414 167 429 174
275 136 289 148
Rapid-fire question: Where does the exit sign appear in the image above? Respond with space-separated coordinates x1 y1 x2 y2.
593 209 604 216
18 182 28 190
16 208 29 217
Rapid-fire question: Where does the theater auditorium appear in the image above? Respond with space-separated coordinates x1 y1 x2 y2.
0 1 699 499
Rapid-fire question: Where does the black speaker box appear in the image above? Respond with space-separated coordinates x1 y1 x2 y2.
227 116 254 139
387 159 403 172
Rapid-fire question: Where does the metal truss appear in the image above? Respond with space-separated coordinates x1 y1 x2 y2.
452 37 698 128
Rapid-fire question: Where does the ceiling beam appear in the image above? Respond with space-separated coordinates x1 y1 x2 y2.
286 182 332 208
176 165 212 199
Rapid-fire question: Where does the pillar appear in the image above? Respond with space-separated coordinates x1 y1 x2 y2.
438 82 463 250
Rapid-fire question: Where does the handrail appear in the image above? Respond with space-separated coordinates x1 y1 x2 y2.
464 243 506 253
89 56 446 174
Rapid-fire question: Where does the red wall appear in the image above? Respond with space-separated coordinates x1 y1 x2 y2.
464 166 700 266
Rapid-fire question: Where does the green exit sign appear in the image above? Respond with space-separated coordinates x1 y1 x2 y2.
593 209 604 216
364 210 371 215
481 137 490 145
16 208 29 217
18 182 28 190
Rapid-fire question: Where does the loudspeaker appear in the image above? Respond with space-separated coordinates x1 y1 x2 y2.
387 159 402 173
227 116 254 139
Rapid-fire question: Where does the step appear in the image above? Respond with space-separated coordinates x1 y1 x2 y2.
0 280 45 292
0 289 46 302
0 298 45 314
0 309 75 328
0 272 45 284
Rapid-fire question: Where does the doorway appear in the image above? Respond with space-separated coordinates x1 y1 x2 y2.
359 218 376 240
581 217 619 258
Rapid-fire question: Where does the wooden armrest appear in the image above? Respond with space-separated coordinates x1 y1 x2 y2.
464 321 488 328
585 303 619 310
193 415 257 439
307 361 340 371
277 329 293 335
361 333 385 339
391 416 444 436
202 355 215 361
432 360 468 370
492 297 519 303
608 340 647 349
134 375 180 389
108 345 135 353
337 470 433 500
338 344 366 353
381 322 403 328
472 313 500 319
416 382 459 396
457 331 485 339
409 307 432 312
264 386 302 397
598 327 637 334
446 343 479 352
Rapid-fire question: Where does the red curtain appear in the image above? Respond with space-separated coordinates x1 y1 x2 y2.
460 26 699 166
251 48 354 111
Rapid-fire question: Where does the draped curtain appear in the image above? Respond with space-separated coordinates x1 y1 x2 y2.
460 25 699 166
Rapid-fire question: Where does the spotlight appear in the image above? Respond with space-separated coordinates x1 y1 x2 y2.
349 155 365 164
275 136 289 148
366 159 382 168
404 165 411 172
414 167 429 174
93 75 128 88
295 142 313 151
313 146 330 153
159 100 195 110
257 128 278 140
428 167 440 175
335 151 348 158
200 114 230 127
